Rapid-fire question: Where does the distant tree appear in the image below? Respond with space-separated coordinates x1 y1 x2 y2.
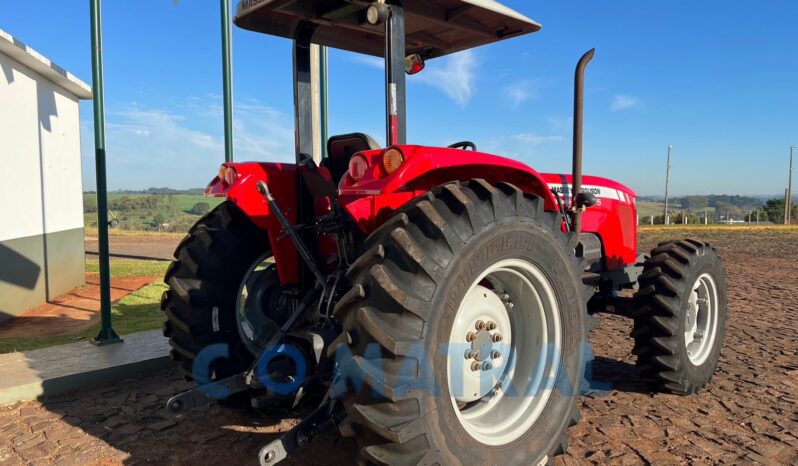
715 202 744 220
84 198 97 213
707 195 760 209
190 202 211 216
671 212 701 224
152 213 165 226
763 198 798 224
680 196 709 210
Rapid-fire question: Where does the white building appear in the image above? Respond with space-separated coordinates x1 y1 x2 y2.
0 29 91 322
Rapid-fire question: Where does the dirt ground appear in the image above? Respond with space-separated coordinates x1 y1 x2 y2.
85 235 178 262
3 228 797 465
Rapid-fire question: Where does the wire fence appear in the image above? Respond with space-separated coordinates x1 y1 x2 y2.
637 209 781 226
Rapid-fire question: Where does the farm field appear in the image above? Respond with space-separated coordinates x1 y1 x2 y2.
636 200 672 218
82 193 223 232
2 226 796 465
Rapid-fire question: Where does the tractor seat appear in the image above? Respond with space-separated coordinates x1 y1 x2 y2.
323 133 380 183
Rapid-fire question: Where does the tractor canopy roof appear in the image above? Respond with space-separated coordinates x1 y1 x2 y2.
234 0 540 59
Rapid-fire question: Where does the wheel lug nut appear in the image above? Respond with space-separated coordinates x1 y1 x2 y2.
505 302 514 309
491 350 501 359
492 334 503 343
502 293 510 300
475 320 486 330
487 321 497 331
466 332 476 342
471 361 481 371
464 350 476 359
481 361 492 371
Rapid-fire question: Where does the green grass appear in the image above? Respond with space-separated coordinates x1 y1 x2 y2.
171 194 224 211
0 280 167 354
85 259 170 277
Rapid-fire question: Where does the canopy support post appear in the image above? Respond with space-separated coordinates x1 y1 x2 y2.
89 0 121 346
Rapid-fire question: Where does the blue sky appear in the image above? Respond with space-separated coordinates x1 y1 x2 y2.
2 0 796 196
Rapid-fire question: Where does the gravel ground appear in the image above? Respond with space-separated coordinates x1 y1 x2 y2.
4 228 797 465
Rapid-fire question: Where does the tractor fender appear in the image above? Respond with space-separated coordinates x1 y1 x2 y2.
205 161 301 283
338 145 559 233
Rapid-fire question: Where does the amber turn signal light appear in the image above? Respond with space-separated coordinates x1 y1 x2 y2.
382 147 405 175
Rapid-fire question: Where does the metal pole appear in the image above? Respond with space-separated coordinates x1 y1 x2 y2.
664 145 671 225
384 4 406 146
221 0 234 162
785 188 790 225
319 46 329 159
787 146 794 224
90 0 121 346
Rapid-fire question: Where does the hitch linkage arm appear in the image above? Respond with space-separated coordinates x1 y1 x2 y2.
256 180 326 286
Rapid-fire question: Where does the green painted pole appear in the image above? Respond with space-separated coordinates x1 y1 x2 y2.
90 0 121 346
319 46 329 159
221 0 234 162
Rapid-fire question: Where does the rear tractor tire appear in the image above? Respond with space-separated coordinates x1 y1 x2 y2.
161 202 267 404
333 180 590 465
632 240 727 395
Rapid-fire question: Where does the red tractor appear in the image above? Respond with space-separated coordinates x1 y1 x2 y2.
163 1 727 464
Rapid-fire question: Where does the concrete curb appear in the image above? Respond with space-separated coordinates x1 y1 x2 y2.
0 330 176 404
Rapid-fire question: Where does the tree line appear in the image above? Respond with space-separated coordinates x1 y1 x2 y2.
671 195 762 210
84 195 181 213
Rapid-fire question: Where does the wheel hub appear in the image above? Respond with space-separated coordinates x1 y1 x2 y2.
683 273 719 365
467 325 504 363
236 255 291 356
446 259 562 446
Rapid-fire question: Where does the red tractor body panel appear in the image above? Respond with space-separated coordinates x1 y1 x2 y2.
541 173 638 268
206 162 302 284
206 146 638 284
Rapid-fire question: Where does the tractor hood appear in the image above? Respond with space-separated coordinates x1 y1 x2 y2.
234 0 540 59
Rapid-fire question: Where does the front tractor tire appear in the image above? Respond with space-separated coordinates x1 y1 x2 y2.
333 180 589 465
632 240 727 395
161 202 267 400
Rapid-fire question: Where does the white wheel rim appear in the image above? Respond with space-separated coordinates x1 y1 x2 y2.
684 273 719 365
236 254 278 356
446 259 562 446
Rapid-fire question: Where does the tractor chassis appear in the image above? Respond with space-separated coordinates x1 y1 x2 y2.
585 255 647 317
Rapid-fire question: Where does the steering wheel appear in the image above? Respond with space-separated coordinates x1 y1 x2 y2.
448 141 477 151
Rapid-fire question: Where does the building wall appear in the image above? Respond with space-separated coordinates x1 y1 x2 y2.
0 50 85 322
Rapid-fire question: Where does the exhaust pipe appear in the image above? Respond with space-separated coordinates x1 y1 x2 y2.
571 48 595 238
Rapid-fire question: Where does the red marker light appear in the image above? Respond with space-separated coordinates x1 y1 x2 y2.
348 154 369 180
